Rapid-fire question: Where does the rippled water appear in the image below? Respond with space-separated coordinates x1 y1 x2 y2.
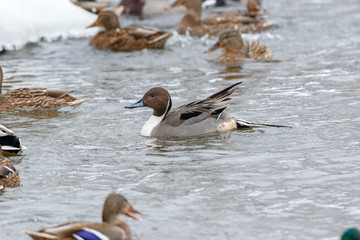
1 0 360 239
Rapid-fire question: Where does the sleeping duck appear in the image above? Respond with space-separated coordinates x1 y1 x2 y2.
87 11 172 51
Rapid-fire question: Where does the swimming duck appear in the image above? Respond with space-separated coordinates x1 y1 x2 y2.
0 145 20 190
0 67 86 110
0 124 24 155
166 0 275 37
24 193 141 240
125 82 288 137
205 29 272 65
341 228 360 240
87 11 172 51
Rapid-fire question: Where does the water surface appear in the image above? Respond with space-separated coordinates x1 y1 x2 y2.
1 0 360 239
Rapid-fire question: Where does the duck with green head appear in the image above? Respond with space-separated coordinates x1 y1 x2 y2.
342 228 360 240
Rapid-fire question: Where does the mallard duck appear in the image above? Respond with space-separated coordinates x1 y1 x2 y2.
342 228 360 240
166 0 275 37
24 193 141 240
0 67 86 110
0 145 20 190
87 11 172 51
125 82 288 137
205 29 272 64
0 124 24 155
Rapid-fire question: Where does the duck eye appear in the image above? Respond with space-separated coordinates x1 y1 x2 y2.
150 94 154 97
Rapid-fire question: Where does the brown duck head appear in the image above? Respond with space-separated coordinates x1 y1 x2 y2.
87 11 121 31
247 0 262 15
206 30 244 53
102 193 141 223
166 0 202 16
125 87 172 117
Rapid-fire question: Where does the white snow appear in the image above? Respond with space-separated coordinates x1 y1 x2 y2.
0 0 98 51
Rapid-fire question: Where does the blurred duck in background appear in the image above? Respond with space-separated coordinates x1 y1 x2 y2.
87 10 172 51
0 67 86 110
166 0 274 37
0 145 20 190
205 29 272 65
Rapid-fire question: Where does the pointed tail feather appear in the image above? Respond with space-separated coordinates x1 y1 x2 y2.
148 32 173 44
236 118 291 129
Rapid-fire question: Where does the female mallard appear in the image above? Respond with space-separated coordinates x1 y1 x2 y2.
0 145 20 190
0 66 86 110
205 29 272 64
0 124 24 155
166 0 275 37
87 11 172 51
25 193 141 240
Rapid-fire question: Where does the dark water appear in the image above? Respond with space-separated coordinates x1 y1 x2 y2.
1 0 360 239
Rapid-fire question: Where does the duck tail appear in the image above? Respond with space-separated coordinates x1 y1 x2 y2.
148 32 173 44
236 118 291 129
23 230 58 239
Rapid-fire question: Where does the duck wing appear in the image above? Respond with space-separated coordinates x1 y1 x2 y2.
164 82 242 127
6 88 71 99
25 221 126 240
125 25 172 42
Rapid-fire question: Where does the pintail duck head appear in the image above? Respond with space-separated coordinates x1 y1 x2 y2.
87 11 120 31
102 193 141 223
206 29 244 53
125 87 172 117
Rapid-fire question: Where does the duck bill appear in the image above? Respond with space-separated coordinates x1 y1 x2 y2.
125 99 145 109
125 206 142 220
165 0 179 10
205 42 222 53
86 20 100 28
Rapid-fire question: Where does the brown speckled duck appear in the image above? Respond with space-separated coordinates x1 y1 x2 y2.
205 29 272 64
24 193 141 240
0 145 20 190
87 11 173 51
167 0 275 37
0 67 86 110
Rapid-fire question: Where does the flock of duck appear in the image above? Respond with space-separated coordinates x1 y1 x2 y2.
0 0 358 239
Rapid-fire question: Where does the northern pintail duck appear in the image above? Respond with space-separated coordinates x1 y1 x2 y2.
125 82 288 137
166 0 275 37
87 11 172 51
0 67 86 110
24 193 141 240
0 124 24 155
342 228 360 240
206 29 272 64
0 145 20 190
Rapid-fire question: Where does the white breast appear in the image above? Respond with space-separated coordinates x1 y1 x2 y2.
140 114 164 137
